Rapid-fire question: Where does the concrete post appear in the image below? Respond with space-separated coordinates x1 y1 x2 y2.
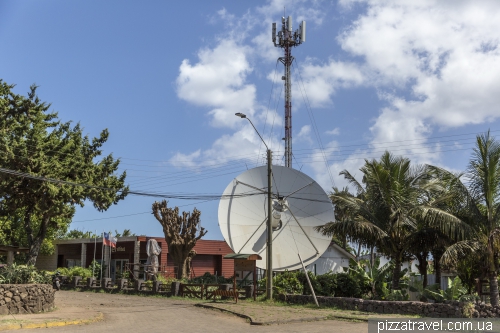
102 277 112 289
153 281 161 293
244 285 254 299
73 276 81 287
135 279 144 292
171 281 181 296
81 243 87 268
133 240 140 279
118 278 128 290
87 277 96 288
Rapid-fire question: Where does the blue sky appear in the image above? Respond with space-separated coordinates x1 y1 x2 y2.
1 0 500 240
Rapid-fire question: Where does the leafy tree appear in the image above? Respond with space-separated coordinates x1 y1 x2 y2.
317 152 464 289
432 131 500 306
59 229 95 239
0 80 128 265
0 209 71 261
152 200 207 279
114 229 135 237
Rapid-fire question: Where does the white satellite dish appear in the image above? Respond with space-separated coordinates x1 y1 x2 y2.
218 165 334 271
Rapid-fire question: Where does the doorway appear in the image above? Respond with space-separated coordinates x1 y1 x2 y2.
112 259 129 280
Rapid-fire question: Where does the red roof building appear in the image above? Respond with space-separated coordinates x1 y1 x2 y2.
35 236 235 280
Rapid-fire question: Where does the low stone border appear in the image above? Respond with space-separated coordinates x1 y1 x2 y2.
0 284 54 315
280 295 500 318
278 295 465 318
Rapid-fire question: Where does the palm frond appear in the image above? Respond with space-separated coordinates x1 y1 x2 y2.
338 170 365 196
416 206 475 241
440 240 482 266
315 219 387 245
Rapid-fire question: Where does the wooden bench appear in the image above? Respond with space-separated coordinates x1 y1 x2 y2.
212 290 239 303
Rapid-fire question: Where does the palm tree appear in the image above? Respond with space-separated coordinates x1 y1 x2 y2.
318 151 464 289
434 131 500 306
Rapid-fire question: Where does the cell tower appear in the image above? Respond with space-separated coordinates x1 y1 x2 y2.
272 16 306 168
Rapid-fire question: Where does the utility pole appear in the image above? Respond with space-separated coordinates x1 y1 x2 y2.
272 16 306 168
235 112 273 300
266 148 273 300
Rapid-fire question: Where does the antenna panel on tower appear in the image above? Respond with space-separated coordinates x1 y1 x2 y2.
287 16 292 32
272 22 276 42
300 21 306 42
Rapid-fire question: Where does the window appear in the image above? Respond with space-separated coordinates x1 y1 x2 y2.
66 259 81 268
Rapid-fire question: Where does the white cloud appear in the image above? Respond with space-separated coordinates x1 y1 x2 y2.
170 150 202 169
169 123 282 168
326 128 340 135
335 0 500 164
296 125 313 144
176 40 256 129
295 59 365 108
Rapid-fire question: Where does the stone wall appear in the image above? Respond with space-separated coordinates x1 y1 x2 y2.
0 284 55 315
472 301 500 318
278 295 465 318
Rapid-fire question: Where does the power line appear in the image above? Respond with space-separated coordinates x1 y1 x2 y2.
0 167 264 201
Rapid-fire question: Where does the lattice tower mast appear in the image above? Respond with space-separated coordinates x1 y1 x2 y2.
272 16 306 168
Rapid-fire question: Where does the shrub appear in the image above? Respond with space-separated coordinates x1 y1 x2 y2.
296 271 321 295
334 273 362 298
316 272 337 296
0 264 51 284
190 272 232 285
258 271 303 295
157 275 177 285
273 271 302 295
386 289 409 301
53 265 95 280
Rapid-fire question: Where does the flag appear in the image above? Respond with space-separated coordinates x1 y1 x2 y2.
103 232 114 247
110 235 117 248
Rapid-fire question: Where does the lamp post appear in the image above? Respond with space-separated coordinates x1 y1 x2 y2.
235 112 273 300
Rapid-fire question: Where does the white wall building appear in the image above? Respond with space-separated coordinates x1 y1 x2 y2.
305 243 356 275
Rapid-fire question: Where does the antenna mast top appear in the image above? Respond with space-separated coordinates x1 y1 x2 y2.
272 16 306 168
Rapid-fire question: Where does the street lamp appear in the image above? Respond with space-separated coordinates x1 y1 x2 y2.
235 112 273 300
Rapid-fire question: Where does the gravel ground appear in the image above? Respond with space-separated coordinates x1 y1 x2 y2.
1 291 373 332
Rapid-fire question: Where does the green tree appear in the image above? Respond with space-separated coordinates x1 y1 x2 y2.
317 152 464 289
0 80 128 265
114 229 135 237
432 131 500 306
59 229 96 239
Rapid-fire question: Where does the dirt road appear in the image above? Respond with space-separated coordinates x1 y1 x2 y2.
2 291 368 332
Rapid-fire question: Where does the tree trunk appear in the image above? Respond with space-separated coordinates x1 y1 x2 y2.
185 250 196 279
488 240 500 306
25 213 49 266
370 245 375 267
416 252 428 288
392 254 402 290
433 249 443 289
170 246 190 279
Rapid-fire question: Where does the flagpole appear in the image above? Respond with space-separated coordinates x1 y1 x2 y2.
93 230 97 277
109 234 111 278
100 231 104 283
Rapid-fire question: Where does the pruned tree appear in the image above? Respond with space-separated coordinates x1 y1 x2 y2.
152 200 207 279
